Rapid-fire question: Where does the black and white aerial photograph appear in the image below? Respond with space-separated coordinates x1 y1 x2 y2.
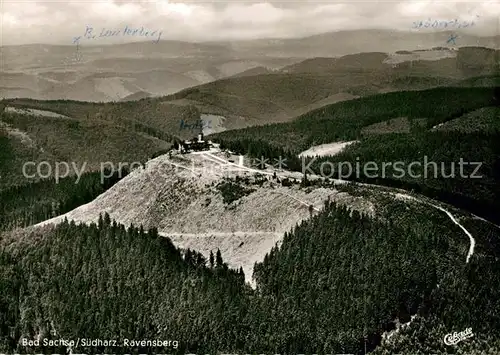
0 0 499 354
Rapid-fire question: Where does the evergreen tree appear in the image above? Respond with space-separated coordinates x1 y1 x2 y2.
209 251 214 268
216 249 223 268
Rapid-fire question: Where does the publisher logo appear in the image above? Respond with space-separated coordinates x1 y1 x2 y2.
444 327 474 345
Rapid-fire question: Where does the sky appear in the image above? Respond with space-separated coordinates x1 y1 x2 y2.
1 0 499 45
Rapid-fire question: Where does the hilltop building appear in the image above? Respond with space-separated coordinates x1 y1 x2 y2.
177 132 212 153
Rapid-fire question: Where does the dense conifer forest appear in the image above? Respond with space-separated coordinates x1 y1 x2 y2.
1 199 499 354
0 216 247 354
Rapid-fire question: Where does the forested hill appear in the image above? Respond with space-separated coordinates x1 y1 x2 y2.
2 199 500 354
211 87 498 152
210 86 500 224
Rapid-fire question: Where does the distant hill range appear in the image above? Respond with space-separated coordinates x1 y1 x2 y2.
1 29 498 102
163 46 499 129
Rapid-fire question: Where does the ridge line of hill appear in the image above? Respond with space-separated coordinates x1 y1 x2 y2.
31 149 478 269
